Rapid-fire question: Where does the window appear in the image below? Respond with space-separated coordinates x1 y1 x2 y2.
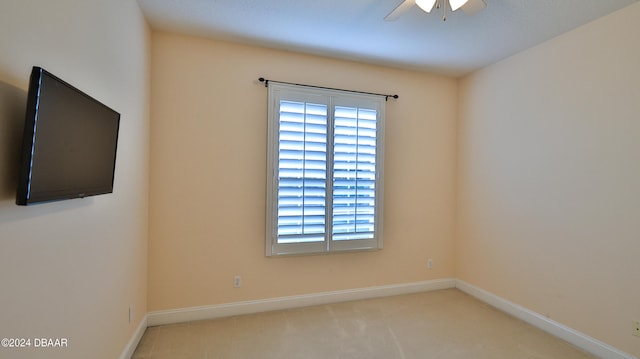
266 83 385 256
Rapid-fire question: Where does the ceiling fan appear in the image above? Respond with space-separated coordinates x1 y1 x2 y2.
385 0 486 21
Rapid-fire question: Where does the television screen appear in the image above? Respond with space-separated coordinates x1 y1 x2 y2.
16 67 120 205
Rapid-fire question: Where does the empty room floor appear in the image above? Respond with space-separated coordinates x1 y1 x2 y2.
132 289 595 359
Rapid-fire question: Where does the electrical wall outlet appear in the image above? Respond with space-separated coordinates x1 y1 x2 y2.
633 320 640 337
234 275 242 288
427 258 433 269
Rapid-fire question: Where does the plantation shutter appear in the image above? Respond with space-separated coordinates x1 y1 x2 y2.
332 106 377 241
277 100 328 244
266 83 384 256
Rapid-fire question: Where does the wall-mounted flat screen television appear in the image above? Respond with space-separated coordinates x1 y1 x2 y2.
16 66 120 205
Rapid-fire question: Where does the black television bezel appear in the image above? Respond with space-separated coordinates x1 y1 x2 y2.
16 66 121 206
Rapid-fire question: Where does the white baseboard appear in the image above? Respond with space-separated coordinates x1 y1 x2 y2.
455 280 637 359
119 314 148 359
147 278 456 327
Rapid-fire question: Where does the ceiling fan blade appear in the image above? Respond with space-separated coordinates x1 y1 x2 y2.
460 0 486 15
384 0 416 21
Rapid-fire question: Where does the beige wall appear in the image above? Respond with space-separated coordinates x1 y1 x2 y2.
0 1 150 359
148 33 458 311
456 3 640 357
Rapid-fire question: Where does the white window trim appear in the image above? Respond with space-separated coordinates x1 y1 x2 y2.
265 83 385 256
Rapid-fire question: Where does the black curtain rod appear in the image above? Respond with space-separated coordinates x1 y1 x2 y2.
258 77 399 101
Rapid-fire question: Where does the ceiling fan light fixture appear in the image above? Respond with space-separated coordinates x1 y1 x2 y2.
416 0 437 13
449 0 469 11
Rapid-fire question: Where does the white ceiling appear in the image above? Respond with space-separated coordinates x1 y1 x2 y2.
136 0 638 77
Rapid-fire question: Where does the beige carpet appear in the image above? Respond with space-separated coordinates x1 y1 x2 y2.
132 289 595 359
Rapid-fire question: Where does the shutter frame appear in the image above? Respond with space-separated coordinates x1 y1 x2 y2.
266 83 385 256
